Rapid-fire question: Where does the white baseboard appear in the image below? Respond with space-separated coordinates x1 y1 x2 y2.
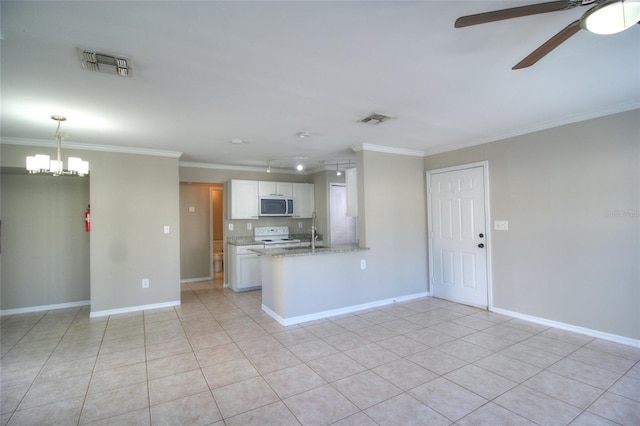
90 300 180 318
0 300 91 316
492 307 640 348
262 292 430 326
180 276 213 284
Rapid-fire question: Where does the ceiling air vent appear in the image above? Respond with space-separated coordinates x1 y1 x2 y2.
360 113 394 124
78 48 131 77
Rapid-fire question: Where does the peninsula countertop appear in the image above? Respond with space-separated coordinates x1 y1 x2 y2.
251 244 369 257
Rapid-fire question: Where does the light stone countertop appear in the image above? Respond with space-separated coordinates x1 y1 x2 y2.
251 244 369 258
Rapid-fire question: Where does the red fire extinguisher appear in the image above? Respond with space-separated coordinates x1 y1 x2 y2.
85 205 91 232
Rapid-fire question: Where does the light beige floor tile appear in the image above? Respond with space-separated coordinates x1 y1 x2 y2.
609 375 640 402
410 377 487 422
429 321 477 339
225 324 269 341
372 358 438 391
147 351 199 380
98 335 144 356
186 330 232 350
201 357 259 389
85 407 150 426
80 382 149 424
357 310 396 324
569 411 620 425
94 347 146 371
19 373 91 410
264 364 326 398
224 401 300 426
332 370 402 410
494 384 582 425
88 362 147 394
194 342 244 368
1 383 29 414
523 335 581 357
404 328 456 347
538 327 594 346
499 342 564 369
288 339 338 362
148 369 209 406
548 358 622 389
587 391 640 425
330 316 374 331
457 402 537 425
375 335 429 357
283 384 359 426
365 393 450 426
303 321 348 338
213 376 279 418
437 339 494 363
523 370 603 408
8 396 84 426
321 331 370 352
352 324 398 342
378 318 424 334
585 339 640 361
569 347 637 375
271 328 317 347
343 343 400 369
460 331 513 352
331 411 377 426
446 364 517 400
234 334 284 355
145 337 192 361
406 348 467 375
36 356 97 382
307 353 367 383
150 390 222 426
247 347 302 374
474 352 542 383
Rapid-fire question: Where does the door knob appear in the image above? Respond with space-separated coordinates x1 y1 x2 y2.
478 243 485 248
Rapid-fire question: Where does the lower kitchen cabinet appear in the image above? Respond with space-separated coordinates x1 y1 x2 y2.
228 244 264 292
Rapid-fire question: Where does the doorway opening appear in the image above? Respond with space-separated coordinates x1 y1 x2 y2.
210 185 224 284
329 183 357 246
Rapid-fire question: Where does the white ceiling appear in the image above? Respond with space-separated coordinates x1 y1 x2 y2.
1 1 639 172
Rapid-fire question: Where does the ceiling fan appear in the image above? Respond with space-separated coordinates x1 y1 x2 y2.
455 0 640 69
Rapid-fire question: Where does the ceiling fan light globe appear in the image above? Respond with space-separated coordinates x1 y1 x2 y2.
581 0 640 34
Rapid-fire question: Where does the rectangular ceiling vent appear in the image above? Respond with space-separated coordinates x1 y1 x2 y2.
360 113 394 125
78 48 131 77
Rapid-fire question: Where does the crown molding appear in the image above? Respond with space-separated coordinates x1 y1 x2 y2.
1 137 183 158
351 143 424 157
179 161 312 175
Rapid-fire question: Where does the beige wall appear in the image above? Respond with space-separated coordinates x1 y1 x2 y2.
424 109 640 340
180 183 213 280
1 172 90 310
357 150 429 298
1 144 181 315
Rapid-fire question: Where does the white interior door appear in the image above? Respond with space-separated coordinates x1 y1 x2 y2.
428 165 488 307
330 184 357 246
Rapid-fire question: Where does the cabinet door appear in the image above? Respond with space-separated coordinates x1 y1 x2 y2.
293 183 315 218
258 181 293 196
230 180 259 219
238 255 262 289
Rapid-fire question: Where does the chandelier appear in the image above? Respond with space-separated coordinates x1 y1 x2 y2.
26 116 89 176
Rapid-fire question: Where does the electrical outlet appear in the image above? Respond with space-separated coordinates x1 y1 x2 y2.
163 226 170 234
228 223 234 231
142 278 149 289
298 222 303 229
494 220 509 231
247 223 252 231
360 259 366 270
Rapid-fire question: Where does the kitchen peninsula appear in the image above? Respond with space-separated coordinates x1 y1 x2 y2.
254 245 392 325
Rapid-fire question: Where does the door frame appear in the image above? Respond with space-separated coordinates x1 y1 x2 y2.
426 161 494 310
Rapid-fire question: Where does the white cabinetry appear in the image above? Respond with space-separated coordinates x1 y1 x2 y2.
230 180 259 219
228 244 264 292
258 181 293 197
293 183 315 218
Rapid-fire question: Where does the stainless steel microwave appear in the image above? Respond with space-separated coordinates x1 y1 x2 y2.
259 196 294 216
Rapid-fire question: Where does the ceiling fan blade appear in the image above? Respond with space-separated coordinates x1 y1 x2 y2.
512 20 581 69
455 1 573 28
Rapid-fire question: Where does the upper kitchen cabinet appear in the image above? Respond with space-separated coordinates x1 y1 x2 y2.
293 183 315 218
258 181 293 197
229 180 259 219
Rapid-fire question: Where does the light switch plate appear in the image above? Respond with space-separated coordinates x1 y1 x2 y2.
188 206 195 213
228 223 234 231
494 220 509 231
247 223 252 230
163 226 170 234
298 222 303 229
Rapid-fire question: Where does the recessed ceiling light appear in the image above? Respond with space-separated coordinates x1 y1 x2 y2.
298 131 312 138
230 139 246 145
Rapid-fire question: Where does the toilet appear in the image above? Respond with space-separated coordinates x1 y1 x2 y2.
213 240 224 273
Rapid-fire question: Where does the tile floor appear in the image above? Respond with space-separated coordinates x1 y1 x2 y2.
1 276 639 425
